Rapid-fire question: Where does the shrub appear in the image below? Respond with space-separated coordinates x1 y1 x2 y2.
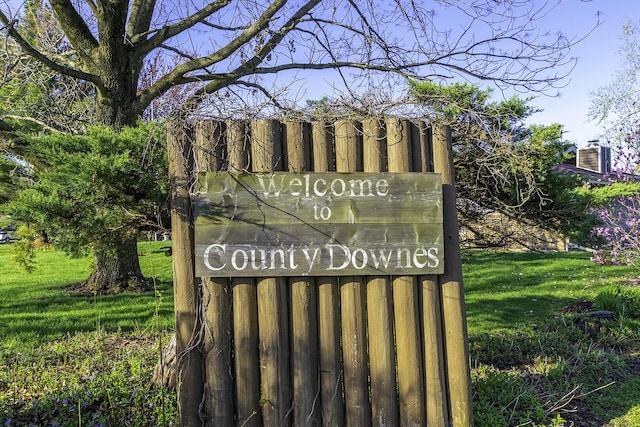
595 285 640 318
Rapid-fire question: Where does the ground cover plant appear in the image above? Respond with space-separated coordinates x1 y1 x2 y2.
0 241 176 426
465 250 640 426
1 243 639 426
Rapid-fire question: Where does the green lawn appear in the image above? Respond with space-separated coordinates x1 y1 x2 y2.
463 250 640 427
1 243 639 426
462 250 636 333
0 240 174 352
0 241 177 426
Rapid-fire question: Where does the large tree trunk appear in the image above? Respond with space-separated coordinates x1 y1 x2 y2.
85 236 148 294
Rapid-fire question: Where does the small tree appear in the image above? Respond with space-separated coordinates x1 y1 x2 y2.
589 19 640 267
586 147 640 267
7 123 168 291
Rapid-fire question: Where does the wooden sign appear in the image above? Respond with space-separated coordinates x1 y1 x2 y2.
194 172 444 276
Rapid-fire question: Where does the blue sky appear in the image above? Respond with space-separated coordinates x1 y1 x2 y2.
527 0 640 146
294 1 640 147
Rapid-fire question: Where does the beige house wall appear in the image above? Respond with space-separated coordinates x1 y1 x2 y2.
460 212 568 252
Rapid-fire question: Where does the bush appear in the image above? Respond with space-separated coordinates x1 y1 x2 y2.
595 285 640 318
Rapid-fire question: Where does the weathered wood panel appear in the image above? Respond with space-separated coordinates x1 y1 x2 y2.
195 172 443 224
194 172 444 277
195 222 443 277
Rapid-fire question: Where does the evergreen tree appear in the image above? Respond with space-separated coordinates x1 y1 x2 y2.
410 81 596 246
7 123 168 291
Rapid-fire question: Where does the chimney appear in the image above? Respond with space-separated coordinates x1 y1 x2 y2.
576 142 611 173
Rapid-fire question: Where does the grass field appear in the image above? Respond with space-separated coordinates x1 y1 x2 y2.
462 250 640 426
0 241 176 426
1 242 639 425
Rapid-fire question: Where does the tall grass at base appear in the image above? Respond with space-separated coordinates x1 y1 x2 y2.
0 241 176 426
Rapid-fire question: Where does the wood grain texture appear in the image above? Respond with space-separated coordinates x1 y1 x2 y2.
168 125 204 427
226 121 262 426
433 124 472 427
312 121 344 426
387 117 426 426
336 120 370 426
252 119 292 426
363 117 398 426
196 120 234 426
194 172 444 277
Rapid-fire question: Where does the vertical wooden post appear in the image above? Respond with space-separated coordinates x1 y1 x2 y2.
411 121 450 425
412 121 433 174
285 121 321 426
386 117 426 426
421 275 449 426
201 282 233 426
335 119 362 172
196 121 234 426
226 119 249 172
362 117 398 426
335 120 370 426
432 124 472 426
312 120 335 173
168 123 204 427
227 123 262 427
252 119 292 426
194 120 224 172
311 121 344 426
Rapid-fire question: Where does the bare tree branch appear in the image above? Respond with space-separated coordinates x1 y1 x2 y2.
0 0 600 128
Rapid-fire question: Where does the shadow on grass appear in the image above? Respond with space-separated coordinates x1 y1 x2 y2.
470 319 640 426
0 284 174 348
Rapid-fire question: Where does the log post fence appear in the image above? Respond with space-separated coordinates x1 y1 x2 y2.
168 118 472 426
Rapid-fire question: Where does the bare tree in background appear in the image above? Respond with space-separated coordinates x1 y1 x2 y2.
1 0 594 130
0 1 94 133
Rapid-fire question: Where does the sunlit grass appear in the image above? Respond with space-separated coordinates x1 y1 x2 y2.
464 250 640 426
0 241 174 353
462 250 637 333
0 240 176 426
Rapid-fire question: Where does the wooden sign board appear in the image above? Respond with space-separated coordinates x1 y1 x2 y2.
194 172 444 276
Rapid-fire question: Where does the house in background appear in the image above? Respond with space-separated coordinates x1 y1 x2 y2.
553 141 612 182
460 142 612 252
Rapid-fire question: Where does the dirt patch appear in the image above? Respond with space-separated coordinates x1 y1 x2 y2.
65 279 153 296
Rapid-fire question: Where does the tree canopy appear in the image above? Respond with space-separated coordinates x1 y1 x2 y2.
6 123 168 290
0 0 94 133
589 18 640 171
410 81 596 247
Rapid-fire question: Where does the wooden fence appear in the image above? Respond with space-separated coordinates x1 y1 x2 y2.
167 118 472 426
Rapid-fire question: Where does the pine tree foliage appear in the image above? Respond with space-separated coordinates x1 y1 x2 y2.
410 81 596 246
7 123 167 259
